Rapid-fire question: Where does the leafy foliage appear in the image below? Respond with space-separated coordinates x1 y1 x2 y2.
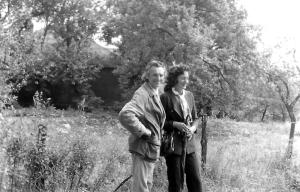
104 0 260 114
0 0 107 107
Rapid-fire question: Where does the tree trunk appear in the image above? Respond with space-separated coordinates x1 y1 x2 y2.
280 104 286 122
285 105 296 159
274 79 300 159
201 114 208 170
261 105 268 122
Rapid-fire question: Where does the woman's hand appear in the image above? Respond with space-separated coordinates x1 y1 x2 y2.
141 129 152 140
173 121 191 135
189 125 197 134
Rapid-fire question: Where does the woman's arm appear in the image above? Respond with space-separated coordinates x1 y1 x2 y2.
161 93 191 134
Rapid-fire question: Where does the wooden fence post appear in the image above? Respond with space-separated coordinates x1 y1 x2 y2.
201 114 208 171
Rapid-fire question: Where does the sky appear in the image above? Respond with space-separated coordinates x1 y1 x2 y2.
238 0 300 59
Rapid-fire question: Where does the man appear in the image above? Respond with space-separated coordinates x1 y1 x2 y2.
119 60 166 192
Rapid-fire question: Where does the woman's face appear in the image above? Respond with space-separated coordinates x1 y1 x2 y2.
175 71 189 90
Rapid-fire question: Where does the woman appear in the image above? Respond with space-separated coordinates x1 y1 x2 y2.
160 65 203 192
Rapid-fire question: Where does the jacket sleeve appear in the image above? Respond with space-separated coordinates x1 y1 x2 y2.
118 91 149 137
160 93 174 132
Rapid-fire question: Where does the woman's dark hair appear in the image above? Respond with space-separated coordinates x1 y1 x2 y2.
164 65 190 92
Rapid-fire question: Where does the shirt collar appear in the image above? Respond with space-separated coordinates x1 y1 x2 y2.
172 87 185 97
144 82 159 97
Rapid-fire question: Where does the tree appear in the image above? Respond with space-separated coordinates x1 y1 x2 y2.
105 0 259 108
0 0 107 106
265 41 300 159
104 0 261 167
104 0 210 92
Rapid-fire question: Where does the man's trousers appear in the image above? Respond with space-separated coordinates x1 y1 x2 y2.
131 153 156 192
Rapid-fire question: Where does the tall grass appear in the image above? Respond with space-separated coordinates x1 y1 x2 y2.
203 119 300 192
0 109 299 191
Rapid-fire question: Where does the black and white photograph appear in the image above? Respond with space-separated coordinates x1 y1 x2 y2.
0 0 299 191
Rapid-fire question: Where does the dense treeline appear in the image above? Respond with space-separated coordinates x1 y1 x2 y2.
0 0 299 123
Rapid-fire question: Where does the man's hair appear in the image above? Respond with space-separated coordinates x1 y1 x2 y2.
141 60 166 82
164 65 189 92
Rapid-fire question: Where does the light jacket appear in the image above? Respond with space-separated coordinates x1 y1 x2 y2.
119 83 166 161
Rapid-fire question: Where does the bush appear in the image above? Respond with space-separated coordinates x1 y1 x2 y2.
1 114 98 192
0 76 17 111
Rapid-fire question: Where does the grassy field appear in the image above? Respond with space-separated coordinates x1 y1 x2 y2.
0 108 299 192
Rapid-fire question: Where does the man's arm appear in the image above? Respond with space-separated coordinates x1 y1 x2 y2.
119 91 151 137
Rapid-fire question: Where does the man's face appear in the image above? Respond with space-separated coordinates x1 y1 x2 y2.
147 66 165 89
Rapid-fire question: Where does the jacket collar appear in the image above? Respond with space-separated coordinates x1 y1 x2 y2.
170 91 184 119
169 89 192 120
142 82 165 126
143 82 159 97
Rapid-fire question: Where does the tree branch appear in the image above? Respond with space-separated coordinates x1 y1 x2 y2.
267 72 290 103
291 93 300 108
153 27 176 41
0 0 11 22
278 77 290 100
201 56 235 90
41 19 50 50
0 50 10 71
0 60 10 71
275 82 288 104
